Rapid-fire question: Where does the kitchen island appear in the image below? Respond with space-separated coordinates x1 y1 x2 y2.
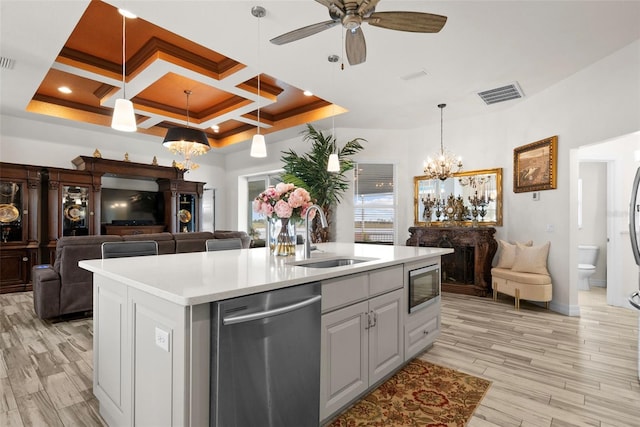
80 242 452 426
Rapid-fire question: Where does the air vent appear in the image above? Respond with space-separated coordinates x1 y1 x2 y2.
478 82 524 105
400 69 428 81
0 57 16 70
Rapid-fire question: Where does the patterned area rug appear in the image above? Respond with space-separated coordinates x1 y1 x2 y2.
327 358 491 427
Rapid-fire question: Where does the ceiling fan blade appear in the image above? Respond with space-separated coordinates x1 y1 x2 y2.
346 27 366 65
270 20 340 45
367 11 447 33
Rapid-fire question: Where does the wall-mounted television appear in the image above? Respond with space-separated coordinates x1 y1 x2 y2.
101 188 164 226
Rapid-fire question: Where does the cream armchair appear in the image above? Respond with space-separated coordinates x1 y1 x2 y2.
491 240 552 310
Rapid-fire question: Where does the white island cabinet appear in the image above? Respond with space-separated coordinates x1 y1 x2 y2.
79 243 452 426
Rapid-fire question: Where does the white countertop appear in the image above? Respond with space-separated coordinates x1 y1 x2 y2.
79 243 452 306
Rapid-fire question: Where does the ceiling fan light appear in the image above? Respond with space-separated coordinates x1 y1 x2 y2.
111 98 137 132
250 134 267 158
327 153 340 172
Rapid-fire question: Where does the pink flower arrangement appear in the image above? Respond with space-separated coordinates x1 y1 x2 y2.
253 183 315 222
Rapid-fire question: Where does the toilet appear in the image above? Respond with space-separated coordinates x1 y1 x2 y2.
578 245 599 291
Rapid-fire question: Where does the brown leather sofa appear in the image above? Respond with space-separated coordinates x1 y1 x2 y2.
32 231 251 319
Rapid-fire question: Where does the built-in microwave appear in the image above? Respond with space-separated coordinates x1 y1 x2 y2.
408 263 440 313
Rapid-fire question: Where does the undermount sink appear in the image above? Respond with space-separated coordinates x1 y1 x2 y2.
289 257 377 269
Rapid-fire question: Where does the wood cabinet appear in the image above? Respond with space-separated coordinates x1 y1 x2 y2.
404 302 440 360
104 225 166 235
320 300 369 419
0 158 206 290
320 266 404 421
43 168 100 263
0 163 40 291
368 289 403 384
93 275 198 427
158 180 204 233
73 156 204 234
407 226 497 296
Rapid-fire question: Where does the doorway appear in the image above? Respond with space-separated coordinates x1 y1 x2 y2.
574 131 640 310
577 161 608 307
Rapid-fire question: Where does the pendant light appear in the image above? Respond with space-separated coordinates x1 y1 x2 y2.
250 6 267 158
327 54 340 172
423 103 463 180
111 9 137 132
327 153 340 172
162 90 211 171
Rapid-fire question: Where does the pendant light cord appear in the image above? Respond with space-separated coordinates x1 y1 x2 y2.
440 106 443 154
185 90 191 128
438 103 446 155
256 12 261 135
121 15 126 99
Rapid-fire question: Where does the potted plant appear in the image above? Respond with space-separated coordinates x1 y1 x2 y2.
281 124 365 242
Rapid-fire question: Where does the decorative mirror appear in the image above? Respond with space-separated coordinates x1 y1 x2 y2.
414 168 503 226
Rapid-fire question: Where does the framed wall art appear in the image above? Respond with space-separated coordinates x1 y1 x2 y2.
513 135 557 193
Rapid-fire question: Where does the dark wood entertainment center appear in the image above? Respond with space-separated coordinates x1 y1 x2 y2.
0 157 205 292
407 226 498 297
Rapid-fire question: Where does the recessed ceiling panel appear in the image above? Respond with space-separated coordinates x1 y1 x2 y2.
29 0 343 150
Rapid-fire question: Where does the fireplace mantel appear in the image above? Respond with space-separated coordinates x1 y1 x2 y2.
407 226 497 296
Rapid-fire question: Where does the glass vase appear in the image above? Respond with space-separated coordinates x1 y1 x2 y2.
269 217 296 256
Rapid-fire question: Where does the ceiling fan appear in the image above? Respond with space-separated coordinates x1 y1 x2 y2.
270 0 447 66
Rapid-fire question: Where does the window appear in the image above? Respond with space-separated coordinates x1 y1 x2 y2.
247 174 281 246
354 163 395 244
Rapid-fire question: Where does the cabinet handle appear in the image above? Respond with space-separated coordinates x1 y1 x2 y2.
423 330 430 335
371 311 377 328
363 312 370 330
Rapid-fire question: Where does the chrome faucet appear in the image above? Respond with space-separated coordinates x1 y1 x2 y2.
304 204 328 259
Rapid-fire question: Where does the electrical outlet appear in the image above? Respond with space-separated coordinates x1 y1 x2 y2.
546 224 554 233
155 327 170 352
532 192 540 201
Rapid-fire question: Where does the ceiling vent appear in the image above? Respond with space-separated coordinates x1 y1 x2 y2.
477 82 524 105
0 57 16 70
400 69 428 81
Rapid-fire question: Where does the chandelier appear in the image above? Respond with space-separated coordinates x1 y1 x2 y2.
423 103 462 181
162 90 211 171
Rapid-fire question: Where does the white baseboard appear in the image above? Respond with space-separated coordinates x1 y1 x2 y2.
549 301 580 316
590 279 606 288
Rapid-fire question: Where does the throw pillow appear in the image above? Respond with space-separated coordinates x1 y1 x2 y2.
495 239 533 269
511 241 550 275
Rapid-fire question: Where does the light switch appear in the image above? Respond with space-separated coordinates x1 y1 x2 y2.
155 327 170 352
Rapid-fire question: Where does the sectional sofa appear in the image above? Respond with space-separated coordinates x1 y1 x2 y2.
31 231 251 319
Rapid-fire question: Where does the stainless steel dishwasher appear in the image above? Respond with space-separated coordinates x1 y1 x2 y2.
210 282 321 427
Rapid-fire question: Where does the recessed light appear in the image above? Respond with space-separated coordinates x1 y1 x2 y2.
58 86 72 94
211 125 220 133
303 90 313 97
118 8 137 19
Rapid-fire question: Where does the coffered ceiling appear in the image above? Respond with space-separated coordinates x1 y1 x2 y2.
1 1 639 157
26 0 341 150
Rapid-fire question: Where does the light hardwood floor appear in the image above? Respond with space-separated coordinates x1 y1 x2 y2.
1 288 638 426
421 288 640 427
